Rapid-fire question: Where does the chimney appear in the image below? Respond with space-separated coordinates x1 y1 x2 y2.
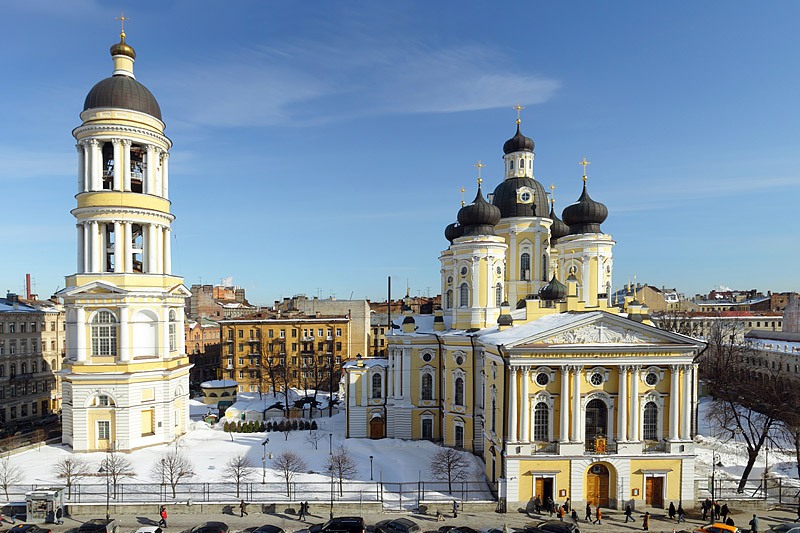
26 273 31 300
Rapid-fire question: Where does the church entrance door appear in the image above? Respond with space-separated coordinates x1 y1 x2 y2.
369 418 384 439
586 464 610 507
534 477 554 504
645 476 664 508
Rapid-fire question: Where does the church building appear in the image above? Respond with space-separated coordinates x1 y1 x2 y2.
58 28 192 452
344 114 705 510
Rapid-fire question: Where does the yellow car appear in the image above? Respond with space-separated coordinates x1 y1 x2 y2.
693 524 740 533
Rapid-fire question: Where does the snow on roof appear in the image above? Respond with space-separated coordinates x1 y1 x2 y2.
201 379 238 388
480 312 598 345
343 357 388 369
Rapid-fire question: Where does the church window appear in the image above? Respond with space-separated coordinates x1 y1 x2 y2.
643 401 659 440
510 160 514 170
495 283 502 307
445 290 453 309
645 371 659 386
518 158 523 170
31 361 37 373
590 372 603 386
520 253 531 280
459 283 469 308
371 373 382 399
454 377 465 406
533 402 549 441
91 310 118 356
542 254 548 281
422 353 433 363
0 365 3 378
421 373 433 400
168 309 178 352
460 266 468 276
536 372 549 386
529 160 532 169
454 424 464 448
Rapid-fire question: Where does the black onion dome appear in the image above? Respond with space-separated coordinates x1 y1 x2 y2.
503 124 534 154
84 76 162 120
497 313 513 327
548 205 570 241
457 186 501 236
539 275 567 301
562 183 608 235
491 177 549 218
444 222 464 243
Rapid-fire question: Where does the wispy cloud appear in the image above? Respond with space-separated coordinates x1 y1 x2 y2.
0 146 73 181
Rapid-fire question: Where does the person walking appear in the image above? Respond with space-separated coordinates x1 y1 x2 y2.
593 507 603 525
565 498 571 512
642 512 650 531
714 501 721 520
585 502 592 522
534 495 542 514
749 514 759 533
624 504 635 523
677 503 686 523
721 503 730 523
571 509 579 526
556 506 564 521
546 497 554 517
702 499 709 521
452 500 459 518
436 511 445 522
56 507 63 525
668 502 676 522
239 499 248 517
298 501 307 521
158 506 167 528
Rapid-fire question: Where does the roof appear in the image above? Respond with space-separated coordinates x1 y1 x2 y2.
84 75 162 120
745 330 800 342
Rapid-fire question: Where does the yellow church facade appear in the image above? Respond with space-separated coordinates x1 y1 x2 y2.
344 117 705 510
58 30 192 452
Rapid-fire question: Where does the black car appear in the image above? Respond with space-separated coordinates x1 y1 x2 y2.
8 525 52 533
247 527 285 533
375 519 421 533
189 522 229 533
523 522 579 533
76 519 119 533
321 517 365 533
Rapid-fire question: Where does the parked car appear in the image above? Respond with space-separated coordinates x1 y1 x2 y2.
134 527 164 533
375 518 421 533
7 524 52 533
693 525 740 533
523 522 580 533
319 517 365 533
767 524 800 533
188 522 229 533
76 519 119 533
246 526 285 533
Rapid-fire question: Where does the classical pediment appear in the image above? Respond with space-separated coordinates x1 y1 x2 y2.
540 322 662 345
58 281 128 297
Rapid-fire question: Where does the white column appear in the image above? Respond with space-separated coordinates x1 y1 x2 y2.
520 367 530 442
75 307 87 362
147 224 157 273
630 366 640 441
88 221 99 272
119 306 130 362
76 144 85 193
89 140 102 191
559 366 569 443
509 229 517 302
508 367 518 442
162 307 171 358
162 152 169 199
669 364 680 441
178 306 186 355
82 223 90 273
680 365 692 440
122 140 132 192
534 234 541 283
113 221 123 273
571 365 582 442
393 350 400 399
155 225 163 274
124 222 133 273
618 366 628 442
146 145 156 195
77 224 85 273
112 139 123 191
164 227 172 274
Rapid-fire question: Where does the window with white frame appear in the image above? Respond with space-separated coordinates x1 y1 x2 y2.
91 310 118 356
371 373 382 399
168 310 178 352
533 402 549 441
422 418 433 440
520 253 531 280
445 289 453 309
97 420 110 440
454 376 465 406
495 283 502 307
421 372 433 400
459 283 469 308
643 401 659 441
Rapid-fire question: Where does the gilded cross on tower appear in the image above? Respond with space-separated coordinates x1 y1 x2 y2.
460 187 466 207
549 184 556 206
115 12 130 34
514 103 525 125
579 157 591 182
474 160 486 186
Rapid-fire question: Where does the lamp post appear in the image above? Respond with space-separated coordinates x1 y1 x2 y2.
329 433 334 519
261 438 270 484
711 452 722 505
329 433 333 455
369 455 374 481
160 458 165 499
99 462 110 520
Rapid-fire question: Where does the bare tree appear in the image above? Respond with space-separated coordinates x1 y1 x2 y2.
652 310 697 337
54 456 90 498
100 450 135 498
429 448 471 494
223 453 255 498
151 451 196 498
325 445 358 496
272 451 307 497
0 454 23 500
306 430 324 450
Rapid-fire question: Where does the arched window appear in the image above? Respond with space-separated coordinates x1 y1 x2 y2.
91 310 118 356
169 309 178 352
518 158 523 171
454 376 464 406
542 254 548 281
21 362 27 374
520 253 531 280
510 160 514 170
445 290 453 309
421 373 433 400
533 402 549 441
31 361 37 373
643 401 659 441
9 363 15 377
371 373 382 399
0 364 4 378
495 283 503 307
459 283 469 308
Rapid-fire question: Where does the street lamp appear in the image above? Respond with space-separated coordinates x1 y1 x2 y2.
329 433 333 455
98 462 110 520
160 458 165 499
261 438 270 484
369 456 374 481
711 452 723 505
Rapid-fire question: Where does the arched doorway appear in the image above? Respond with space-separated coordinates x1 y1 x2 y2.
586 463 610 508
369 417 385 439
585 398 608 451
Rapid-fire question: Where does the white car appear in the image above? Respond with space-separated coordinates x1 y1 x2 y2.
134 527 164 533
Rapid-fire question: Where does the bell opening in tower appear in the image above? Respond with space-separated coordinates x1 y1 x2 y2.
130 145 145 193
102 142 114 190
105 224 116 272
131 224 144 272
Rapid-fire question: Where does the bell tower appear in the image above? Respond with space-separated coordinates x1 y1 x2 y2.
59 25 191 452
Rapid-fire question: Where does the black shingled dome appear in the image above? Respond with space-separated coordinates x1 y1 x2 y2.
444 222 464 243
562 183 608 235
548 205 570 241
457 186 501 236
84 76 163 120
539 275 567 301
503 124 534 154
491 177 549 218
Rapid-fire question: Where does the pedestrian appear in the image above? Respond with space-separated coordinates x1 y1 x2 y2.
571 509 579 526
557 506 564 521
452 500 459 518
534 495 542 514
725 517 735 527
593 507 603 525
565 497 570 512
546 497 554 517
702 499 709 521
721 503 730 523
304 501 310 517
625 504 635 523
239 499 248 517
642 512 650 531
677 503 685 523
158 506 167 528
585 502 592 522
714 501 721 520
749 514 759 533
298 501 306 521
56 507 63 525
436 511 445 522
668 502 676 521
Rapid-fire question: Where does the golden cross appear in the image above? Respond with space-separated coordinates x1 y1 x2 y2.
115 12 129 34
549 184 556 202
514 103 525 125
460 187 466 207
474 160 486 183
579 156 591 182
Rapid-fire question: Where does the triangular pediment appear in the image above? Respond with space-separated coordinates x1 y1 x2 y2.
168 284 192 297
58 280 128 297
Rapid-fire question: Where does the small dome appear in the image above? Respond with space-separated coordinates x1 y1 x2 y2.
402 315 415 325
498 313 513 327
562 183 608 235
110 32 136 59
444 222 464 243
491 177 549 218
83 76 162 119
503 124 534 154
539 275 567 301
457 185 501 236
548 204 570 242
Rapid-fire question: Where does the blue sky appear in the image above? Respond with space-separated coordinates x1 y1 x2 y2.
1 1 798 305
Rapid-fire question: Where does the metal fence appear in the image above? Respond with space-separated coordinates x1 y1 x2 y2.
698 477 800 506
